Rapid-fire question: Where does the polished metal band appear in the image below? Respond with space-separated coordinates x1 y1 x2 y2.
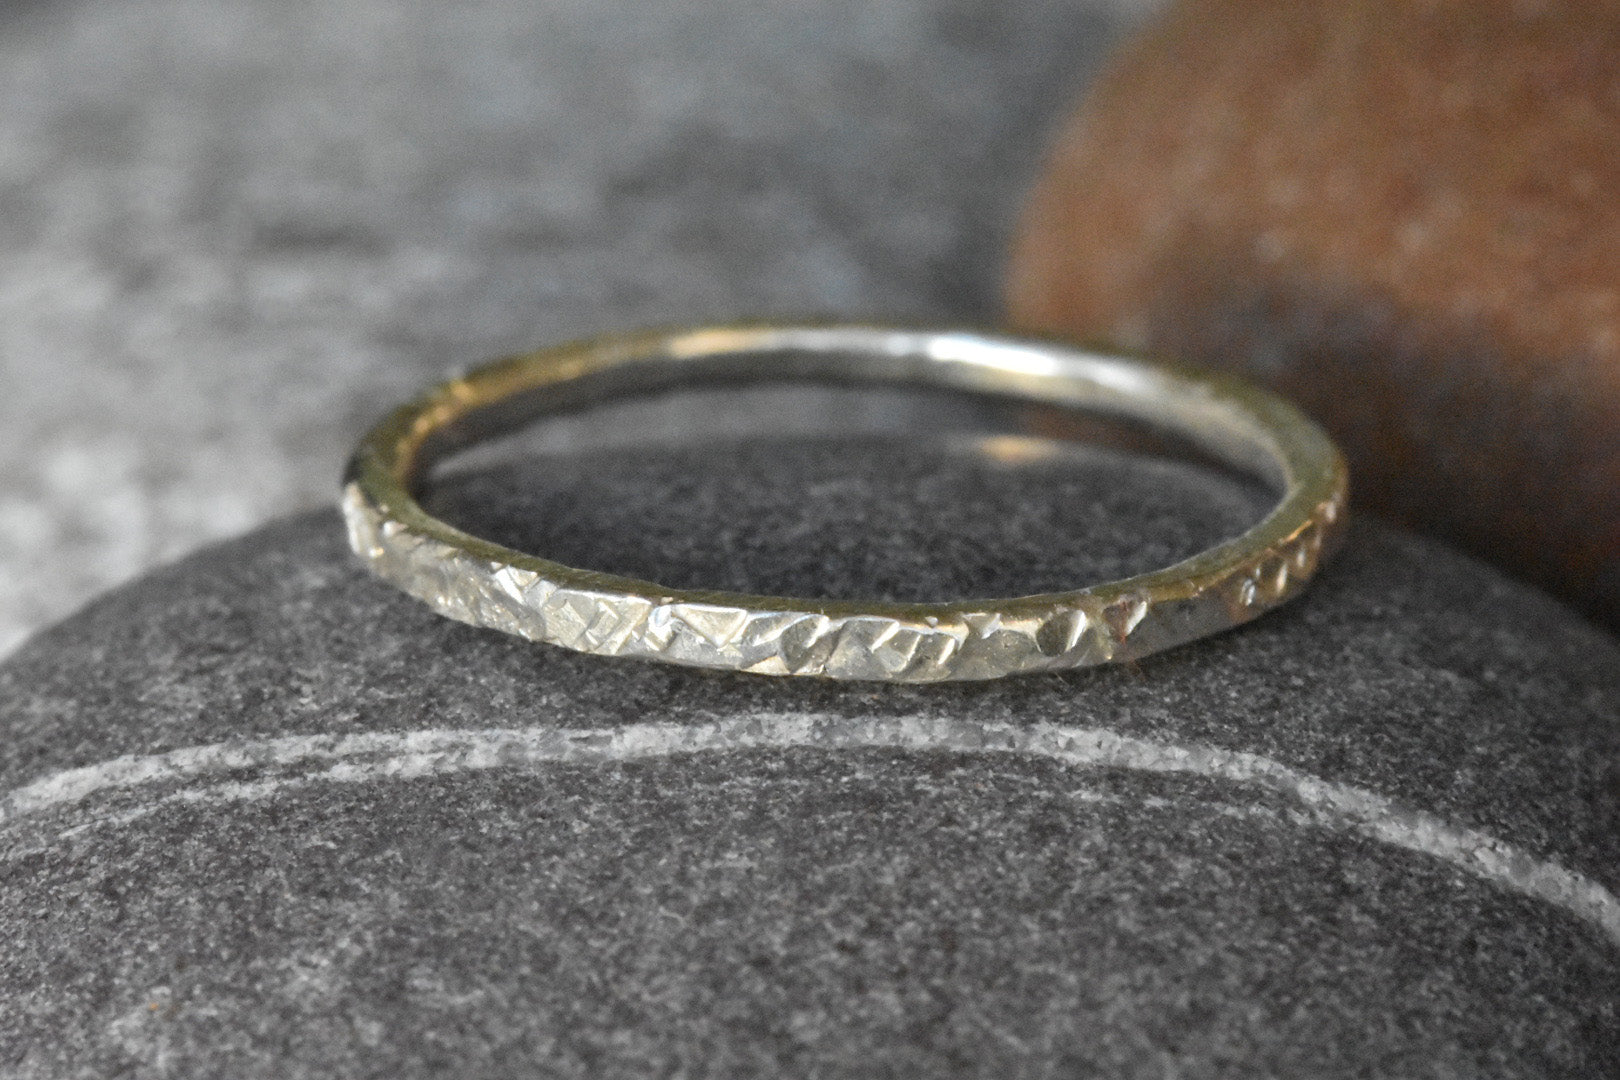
342 325 1348 681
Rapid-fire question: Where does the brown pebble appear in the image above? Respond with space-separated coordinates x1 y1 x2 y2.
1006 0 1620 626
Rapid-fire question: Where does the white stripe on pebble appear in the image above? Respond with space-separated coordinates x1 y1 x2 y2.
3 713 1616 949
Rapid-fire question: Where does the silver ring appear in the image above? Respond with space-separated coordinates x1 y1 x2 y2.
343 324 1348 681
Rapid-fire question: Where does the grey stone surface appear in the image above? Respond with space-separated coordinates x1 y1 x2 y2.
0 0 1151 654
1 427 1617 1077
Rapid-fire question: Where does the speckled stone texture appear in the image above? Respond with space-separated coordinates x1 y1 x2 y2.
1 429 1617 1077
0 0 1149 654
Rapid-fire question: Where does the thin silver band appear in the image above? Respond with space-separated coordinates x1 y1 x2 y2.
342 324 1348 681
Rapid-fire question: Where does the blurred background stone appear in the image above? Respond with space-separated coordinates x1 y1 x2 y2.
1 417 1617 1076
1006 0 1620 628
0 0 1156 655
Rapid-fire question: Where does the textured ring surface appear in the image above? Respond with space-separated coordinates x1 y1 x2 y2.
342 324 1348 681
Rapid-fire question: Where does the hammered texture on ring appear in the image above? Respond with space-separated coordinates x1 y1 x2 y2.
342 325 1348 681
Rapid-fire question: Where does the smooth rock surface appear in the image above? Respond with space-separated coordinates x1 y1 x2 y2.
0 0 1147 653
1005 0 1620 626
1 425 1617 1077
